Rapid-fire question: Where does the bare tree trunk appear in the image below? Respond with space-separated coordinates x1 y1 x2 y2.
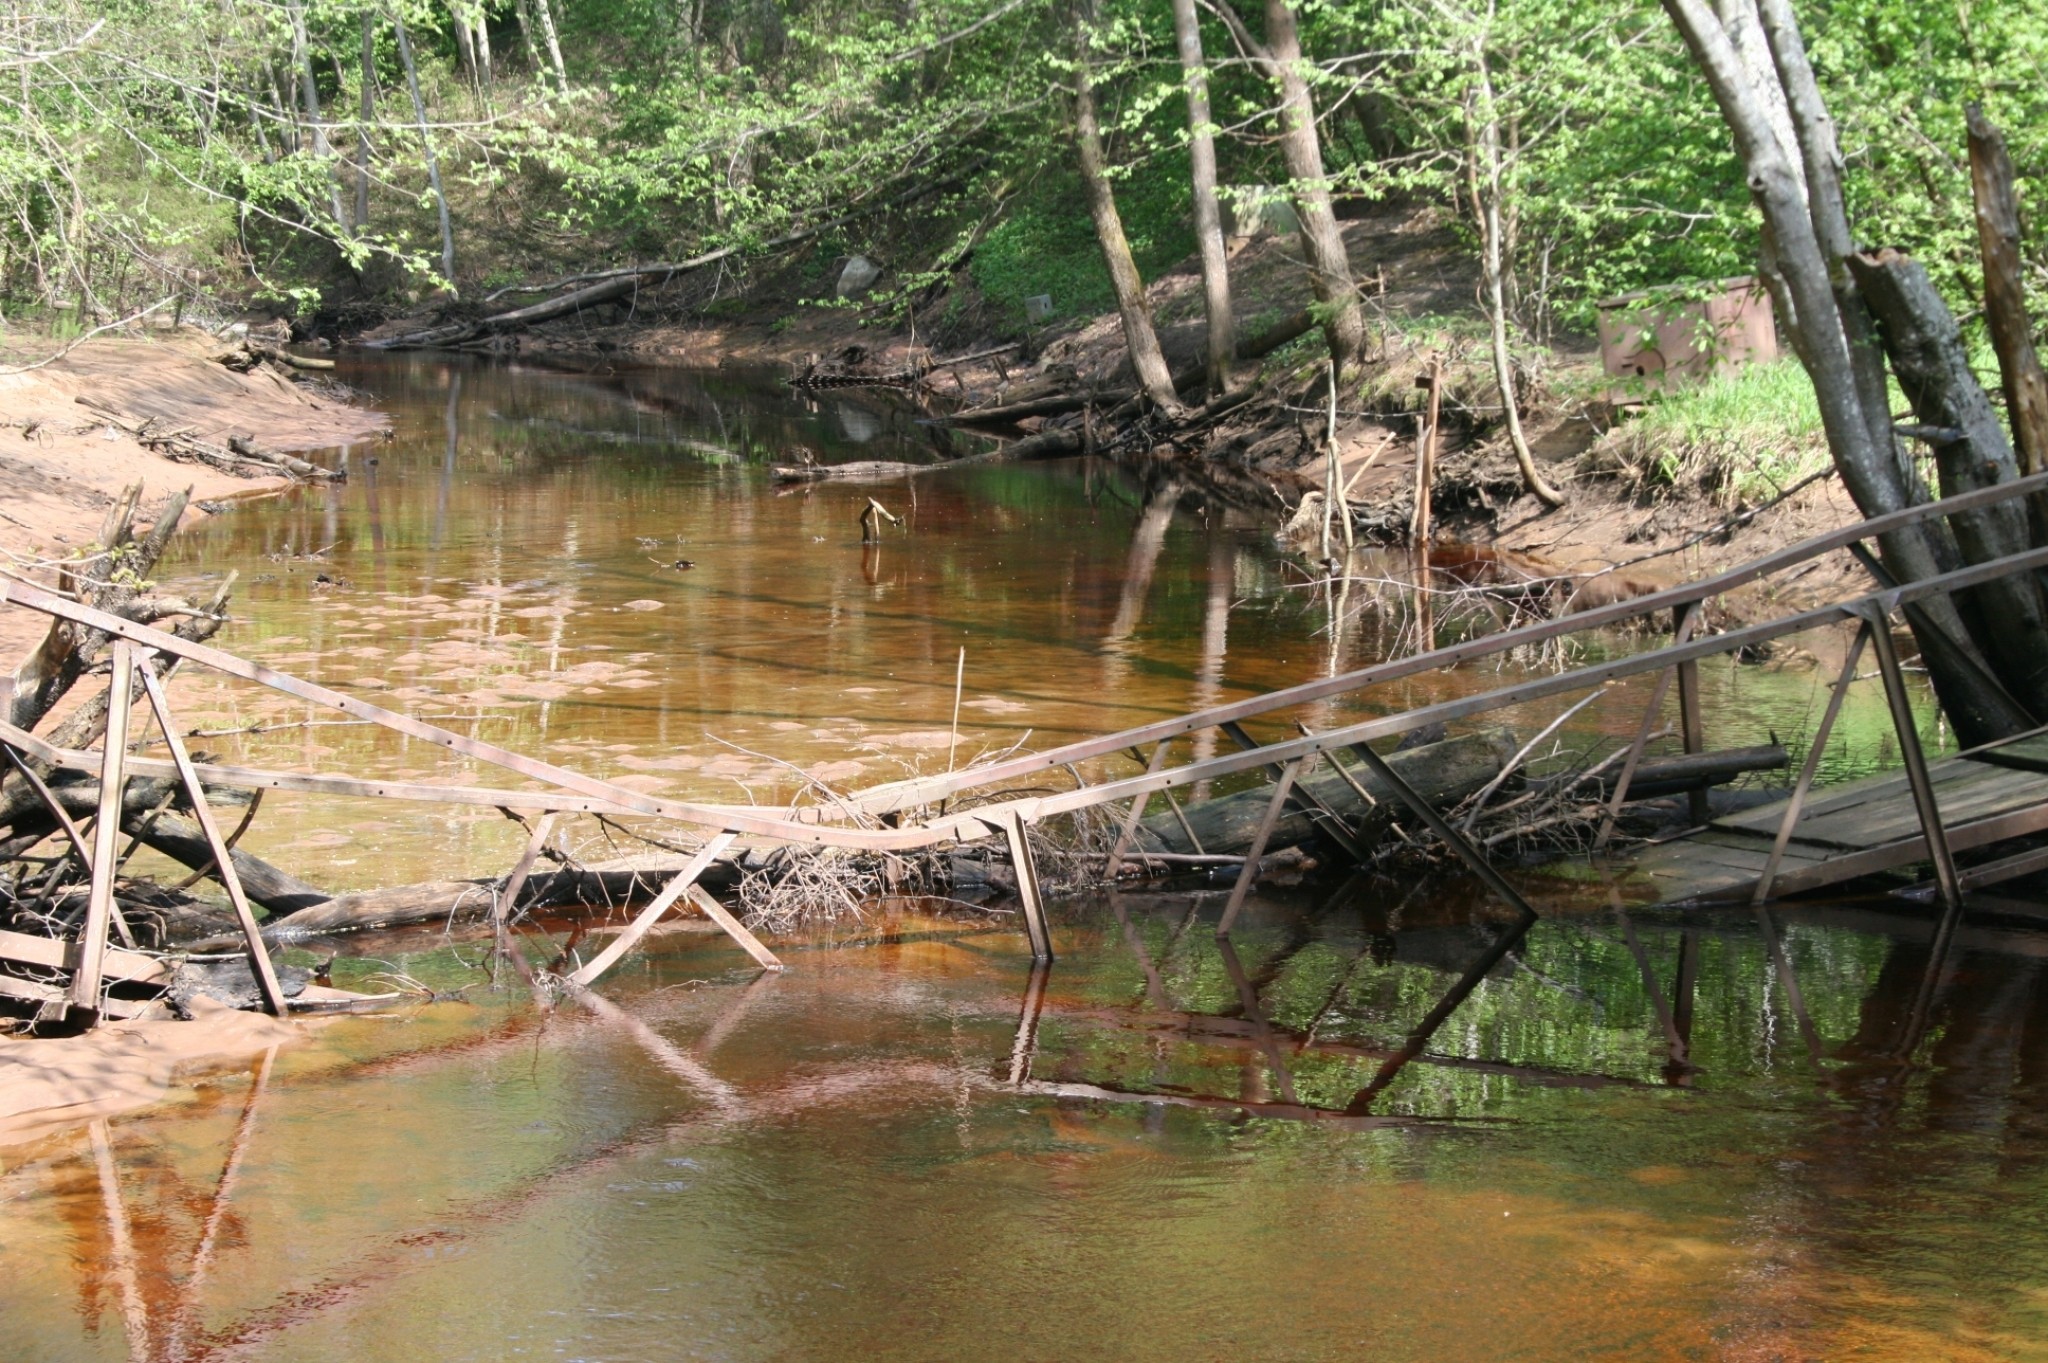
1262 0 1365 374
1967 106 2048 477
473 10 493 90
355 10 374 233
286 0 350 229
1753 0 1904 496
1214 0 1367 374
1463 50 1563 508
1662 0 2031 742
450 4 478 85
1072 8 1180 411
535 0 568 88
1170 0 1233 397
394 12 456 288
514 0 544 76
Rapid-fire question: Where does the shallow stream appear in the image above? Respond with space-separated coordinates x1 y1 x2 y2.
3 356 2035 1361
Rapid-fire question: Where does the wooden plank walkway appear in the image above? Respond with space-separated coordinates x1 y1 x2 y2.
1627 735 2048 905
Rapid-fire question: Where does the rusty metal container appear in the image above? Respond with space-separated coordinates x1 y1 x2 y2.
1596 276 1777 387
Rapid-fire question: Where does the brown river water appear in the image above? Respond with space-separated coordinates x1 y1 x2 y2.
5 355 2041 1361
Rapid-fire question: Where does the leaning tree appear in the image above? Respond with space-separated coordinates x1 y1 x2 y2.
1663 0 2048 744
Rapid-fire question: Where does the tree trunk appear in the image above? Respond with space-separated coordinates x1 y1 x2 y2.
1071 10 1180 411
286 0 349 229
1966 105 2048 477
1753 0 1905 500
1661 0 2030 743
450 4 478 83
472 10 493 90
355 10 374 233
534 0 568 88
1850 248 2048 719
514 0 544 76
1258 0 1367 375
1170 0 1233 397
1463 52 1562 508
394 12 456 287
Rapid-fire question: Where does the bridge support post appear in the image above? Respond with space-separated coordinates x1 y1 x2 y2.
1348 742 1540 923
1674 603 1709 826
1215 757 1308 937
1754 623 1872 904
996 810 1053 961
1862 604 1962 912
1106 740 1174 881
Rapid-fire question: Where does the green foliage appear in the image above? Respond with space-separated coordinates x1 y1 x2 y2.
4 0 2041 366
973 157 1195 326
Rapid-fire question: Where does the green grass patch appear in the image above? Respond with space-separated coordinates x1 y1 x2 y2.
1592 359 1829 503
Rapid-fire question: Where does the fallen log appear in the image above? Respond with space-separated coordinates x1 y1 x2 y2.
1582 744 1787 798
0 758 330 919
7 484 185 733
220 342 336 373
129 813 332 916
951 393 1096 426
219 862 747 944
1137 729 1516 857
772 459 933 483
370 167 984 350
225 436 341 480
1002 427 1086 461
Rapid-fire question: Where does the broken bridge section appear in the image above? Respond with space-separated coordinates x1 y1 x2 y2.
8 471 2048 1025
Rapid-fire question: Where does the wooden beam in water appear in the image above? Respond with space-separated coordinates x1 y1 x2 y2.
1215 757 1307 937
495 812 557 928
683 885 784 972
991 809 1052 961
135 655 287 1016
71 640 135 1016
1864 604 1962 911
566 832 738 986
1754 624 1870 904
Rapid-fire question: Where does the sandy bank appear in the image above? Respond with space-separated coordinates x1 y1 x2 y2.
0 328 388 664
0 996 302 1149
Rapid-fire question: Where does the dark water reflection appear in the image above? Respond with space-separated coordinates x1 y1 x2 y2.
7 889 2048 1360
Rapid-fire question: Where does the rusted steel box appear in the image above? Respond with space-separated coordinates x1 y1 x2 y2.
1596 276 1777 386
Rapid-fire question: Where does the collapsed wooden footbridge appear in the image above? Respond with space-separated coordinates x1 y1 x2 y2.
8 471 2048 1025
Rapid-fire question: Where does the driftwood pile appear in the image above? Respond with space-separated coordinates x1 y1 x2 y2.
76 395 342 483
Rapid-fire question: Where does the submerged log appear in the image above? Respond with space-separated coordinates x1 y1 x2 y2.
772 460 931 483
1137 729 1516 857
220 862 746 944
1585 743 1787 798
132 813 332 915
